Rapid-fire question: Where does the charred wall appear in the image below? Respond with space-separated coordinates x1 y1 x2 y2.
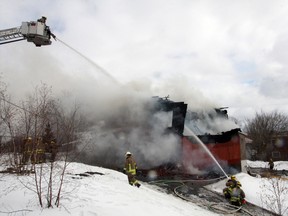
152 96 187 135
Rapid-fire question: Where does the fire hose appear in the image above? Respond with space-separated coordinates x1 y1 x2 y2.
149 178 254 216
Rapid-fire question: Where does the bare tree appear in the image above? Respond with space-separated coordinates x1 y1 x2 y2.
52 101 82 207
260 176 288 215
0 79 13 167
19 83 82 208
0 81 83 208
17 83 56 207
244 111 288 160
0 94 23 170
0 77 8 152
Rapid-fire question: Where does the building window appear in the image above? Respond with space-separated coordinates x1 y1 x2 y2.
272 151 280 158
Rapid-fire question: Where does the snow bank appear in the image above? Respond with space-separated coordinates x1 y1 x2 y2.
0 162 219 216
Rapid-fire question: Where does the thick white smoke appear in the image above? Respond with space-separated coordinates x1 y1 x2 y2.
75 85 182 169
1 41 239 171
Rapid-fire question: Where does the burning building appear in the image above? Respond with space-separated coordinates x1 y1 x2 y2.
151 97 244 177
78 96 244 178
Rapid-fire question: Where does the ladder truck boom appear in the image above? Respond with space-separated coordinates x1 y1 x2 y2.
0 16 55 47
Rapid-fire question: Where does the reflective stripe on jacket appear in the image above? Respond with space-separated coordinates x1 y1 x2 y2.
230 187 245 202
125 156 137 175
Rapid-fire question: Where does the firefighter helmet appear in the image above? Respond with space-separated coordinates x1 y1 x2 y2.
231 175 236 180
126 151 132 156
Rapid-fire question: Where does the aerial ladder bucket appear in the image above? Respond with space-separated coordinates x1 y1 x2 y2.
0 16 55 47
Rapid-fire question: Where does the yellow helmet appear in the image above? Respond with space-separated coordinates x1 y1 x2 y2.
231 175 236 180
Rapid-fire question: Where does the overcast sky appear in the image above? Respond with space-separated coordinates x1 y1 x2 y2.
1 0 288 122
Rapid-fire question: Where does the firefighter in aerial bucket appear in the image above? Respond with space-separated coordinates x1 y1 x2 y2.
37 16 56 40
123 151 141 188
38 16 47 23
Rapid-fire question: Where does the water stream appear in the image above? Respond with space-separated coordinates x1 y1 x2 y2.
184 125 229 178
57 38 119 84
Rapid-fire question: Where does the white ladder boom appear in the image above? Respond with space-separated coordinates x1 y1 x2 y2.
0 27 25 44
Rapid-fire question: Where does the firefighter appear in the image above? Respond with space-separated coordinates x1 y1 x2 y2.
229 181 246 206
223 175 238 199
124 151 141 188
38 16 47 23
45 26 56 40
223 186 232 199
268 158 274 170
226 175 238 187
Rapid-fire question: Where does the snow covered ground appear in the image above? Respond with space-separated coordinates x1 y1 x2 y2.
0 162 219 216
0 160 287 216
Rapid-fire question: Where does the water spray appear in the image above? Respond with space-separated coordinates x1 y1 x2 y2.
57 38 119 85
184 125 229 178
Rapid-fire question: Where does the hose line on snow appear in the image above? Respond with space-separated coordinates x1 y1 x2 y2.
208 202 242 214
209 203 254 216
149 176 226 185
149 178 254 216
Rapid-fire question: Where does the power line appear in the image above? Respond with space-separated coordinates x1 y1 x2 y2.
0 96 36 116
